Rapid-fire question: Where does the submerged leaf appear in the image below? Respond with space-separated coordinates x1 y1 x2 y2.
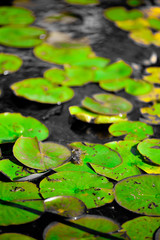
13 136 71 170
109 121 153 140
40 171 114 209
0 53 22 74
0 112 49 143
115 174 160 216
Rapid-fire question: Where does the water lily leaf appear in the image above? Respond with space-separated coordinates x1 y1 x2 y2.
121 216 160 240
99 78 128 92
148 18 160 30
33 43 94 65
94 60 132 82
44 215 121 240
44 196 86 219
69 106 128 124
0 233 36 240
13 136 71 170
11 77 74 104
116 18 149 31
73 56 110 68
136 87 160 102
115 174 160 216
140 102 160 125
144 67 160 84
0 112 49 143
127 0 143 7
0 53 22 74
82 93 133 116
56 141 122 174
0 6 35 25
0 181 44 225
136 160 160 174
143 6 160 19
138 139 160 165
109 121 153 140
90 140 142 181
0 26 46 48
129 28 154 46
104 7 143 21
65 0 99 5
40 171 114 209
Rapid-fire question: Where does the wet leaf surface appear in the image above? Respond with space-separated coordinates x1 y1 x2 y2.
13 136 71 170
109 121 153 140
0 112 49 143
115 174 160 216
40 171 114 209
44 196 86 219
0 53 22 74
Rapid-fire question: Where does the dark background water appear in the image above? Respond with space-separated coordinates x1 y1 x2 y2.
0 0 159 239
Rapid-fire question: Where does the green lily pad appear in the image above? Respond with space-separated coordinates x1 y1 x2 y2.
33 42 94 65
11 77 74 104
0 181 44 225
44 196 86 219
94 60 132 82
121 216 160 240
115 174 160 216
0 26 46 48
99 78 128 92
0 6 35 25
73 56 110 68
13 136 71 170
0 112 49 144
148 18 160 30
40 171 114 209
136 87 160 102
82 93 133 116
104 7 143 21
44 215 121 240
116 18 149 31
138 139 160 165
56 141 122 174
127 0 143 7
109 121 153 140
144 67 160 84
90 140 142 181
0 233 36 240
65 0 99 5
136 160 160 174
0 53 22 74
69 106 128 124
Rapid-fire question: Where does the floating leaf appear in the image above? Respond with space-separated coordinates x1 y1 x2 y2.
82 93 133 116
140 102 160 125
104 7 143 21
148 18 160 31
136 87 160 102
44 196 86 219
13 136 71 170
40 171 114 209
56 141 122 174
94 60 132 82
0 112 49 144
0 53 22 74
0 26 46 48
90 140 142 181
109 121 153 140
69 106 128 124
0 181 44 225
144 67 160 84
127 0 143 7
129 28 154 46
11 77 74 104
115 174 160 216
138 139 160 165
143 6 160 19
73 56 110 68
121 216 160 240
44 215 121 240
64 0 99 5
33 42 94 65
99 78 128 92
0 233 36 240
0 6 35 25
116 18 149 31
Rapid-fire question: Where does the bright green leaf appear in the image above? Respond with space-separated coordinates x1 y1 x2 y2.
65 0 99 5
0 53 22 74
0 233 36 240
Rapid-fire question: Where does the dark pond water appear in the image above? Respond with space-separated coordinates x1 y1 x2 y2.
0 0 159 239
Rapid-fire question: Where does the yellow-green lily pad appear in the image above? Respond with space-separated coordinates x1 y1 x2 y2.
64 0 99 5
73 56 110 68
138 138 160 165
0 26 46 48
11 77 74 104
13 136 71 170
144 67 160 84
44 196 86 219
82 93 133 116
109 121 153 140
40 171 114 209
0 181 44 225
129 28 154 46
0 53 22 74
121 216 160 240
69 106 128 124
104 7 143 22
116 18 149 31
0 233 36 240
136 87 160 102
140 102 160 125
115 174 160 216
0 112 49 144
0 6 35 25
